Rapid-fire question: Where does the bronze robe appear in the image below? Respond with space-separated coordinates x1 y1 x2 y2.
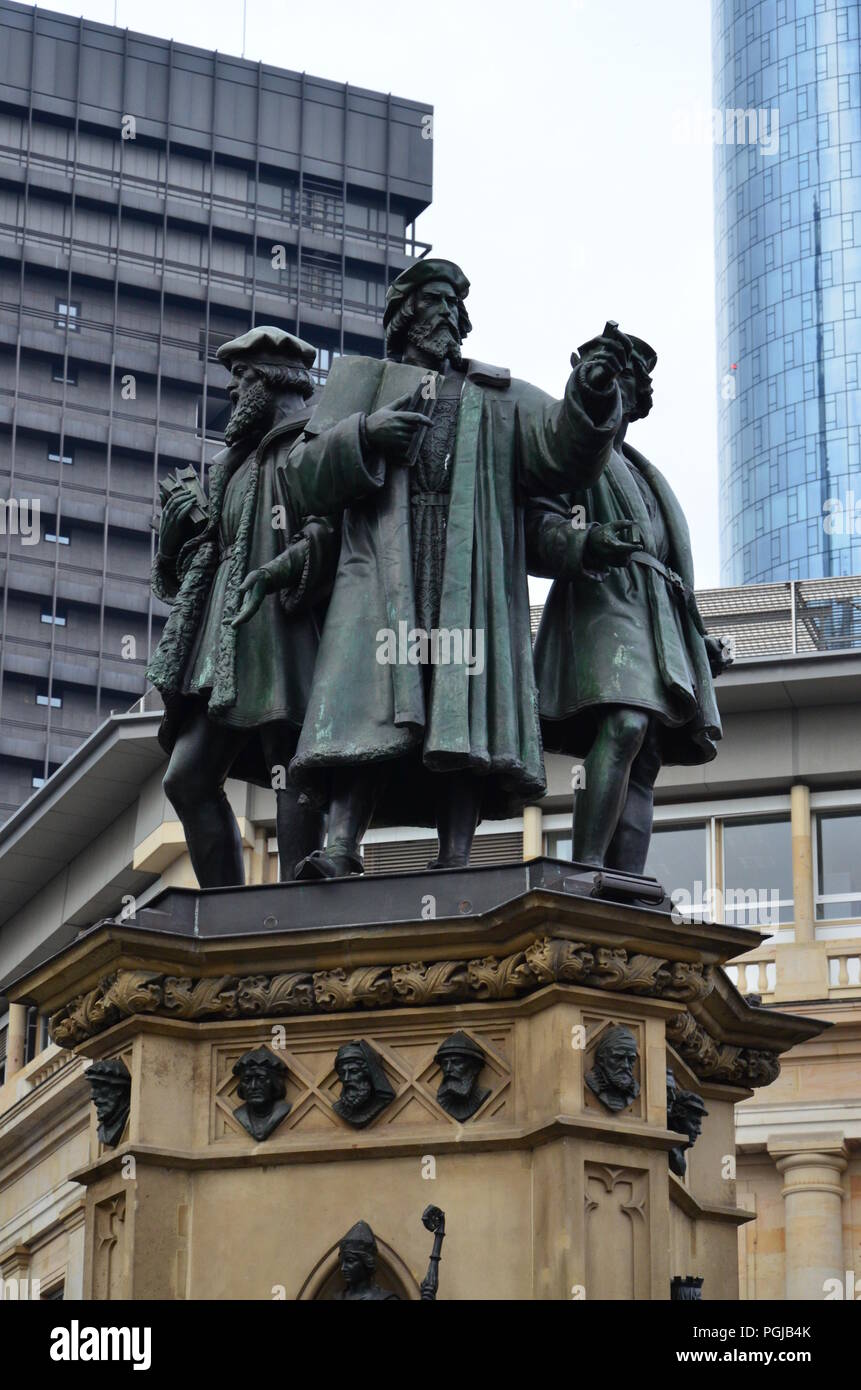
147 413 338 787
280 356 621 824
527 441 721 766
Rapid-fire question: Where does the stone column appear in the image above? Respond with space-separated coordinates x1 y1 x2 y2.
5 1003 28 1079
773 785 829 1002
790 784 814 943
769 1132 847 1299
522 805 543 861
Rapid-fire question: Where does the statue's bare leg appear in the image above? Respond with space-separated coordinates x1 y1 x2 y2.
163 705 246 887
604 719 663 875
571 707 650 868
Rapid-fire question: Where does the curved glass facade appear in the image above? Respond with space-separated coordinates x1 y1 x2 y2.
714 0 861 583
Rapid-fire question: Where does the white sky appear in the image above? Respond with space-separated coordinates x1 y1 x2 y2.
38 0 722 588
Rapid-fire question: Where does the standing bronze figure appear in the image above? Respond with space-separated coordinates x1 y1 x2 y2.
239 260 628 878
528 328 730 873
147 328 338 887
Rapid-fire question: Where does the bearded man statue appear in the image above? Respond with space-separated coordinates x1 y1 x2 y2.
237 260 627 878
146 327 338 886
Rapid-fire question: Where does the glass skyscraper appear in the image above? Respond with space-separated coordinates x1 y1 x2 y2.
713 0 861 584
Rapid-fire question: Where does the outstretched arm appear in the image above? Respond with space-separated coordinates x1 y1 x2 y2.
518 330 628 496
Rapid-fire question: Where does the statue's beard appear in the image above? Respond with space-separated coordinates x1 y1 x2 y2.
439 1073 475 1103
606 1067 634 1089
95 1099 122 1124
603 1066 635 1093
224 381 276 445
407 318 463 367
340 1080 373 1114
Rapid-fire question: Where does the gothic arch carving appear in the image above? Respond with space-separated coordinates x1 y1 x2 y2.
297 1233 421 1301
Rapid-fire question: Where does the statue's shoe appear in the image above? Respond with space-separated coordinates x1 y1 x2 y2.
294 848 364 880
426 856 469 870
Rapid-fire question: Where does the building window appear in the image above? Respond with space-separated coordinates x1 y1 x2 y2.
40 609 67 625
25 1006 47 1062
51 359 77 385
44 532 70 545
40 1282 65 1301
35 689 62 708
55 299 80 331
0 1012 7 1086
544 829 572 860
48 448 74 465
194 394 231 441
816 811 861 919
31 773 46 788
645 823 709 919
723 817 793 928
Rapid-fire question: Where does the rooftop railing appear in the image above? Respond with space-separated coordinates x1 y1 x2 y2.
531 575 861 658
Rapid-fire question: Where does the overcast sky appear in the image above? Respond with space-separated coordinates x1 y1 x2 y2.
39 0 722 589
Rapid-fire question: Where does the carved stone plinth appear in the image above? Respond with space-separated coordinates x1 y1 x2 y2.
7 861 824 1300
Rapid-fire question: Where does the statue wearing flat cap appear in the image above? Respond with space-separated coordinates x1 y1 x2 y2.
236 260 628 877
147 327 339 886
527 327 731 874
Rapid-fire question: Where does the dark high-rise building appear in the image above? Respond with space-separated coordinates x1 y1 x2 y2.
0 0 432 821
713 0 861 585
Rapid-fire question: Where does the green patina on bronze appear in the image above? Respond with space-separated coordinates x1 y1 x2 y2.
281 348 621 827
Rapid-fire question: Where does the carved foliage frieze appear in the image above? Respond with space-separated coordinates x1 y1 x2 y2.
46 938 776 1088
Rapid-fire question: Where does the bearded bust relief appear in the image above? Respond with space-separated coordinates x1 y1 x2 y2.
332 1040 396 1128
434 1031 490 1121
585 1024 640 1113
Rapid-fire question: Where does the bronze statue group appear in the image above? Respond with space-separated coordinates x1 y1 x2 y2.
148 258 729 890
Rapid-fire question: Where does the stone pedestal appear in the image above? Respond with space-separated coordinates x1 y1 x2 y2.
7 861 823 1300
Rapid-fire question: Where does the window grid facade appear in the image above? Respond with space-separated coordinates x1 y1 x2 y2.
0 0 433 820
